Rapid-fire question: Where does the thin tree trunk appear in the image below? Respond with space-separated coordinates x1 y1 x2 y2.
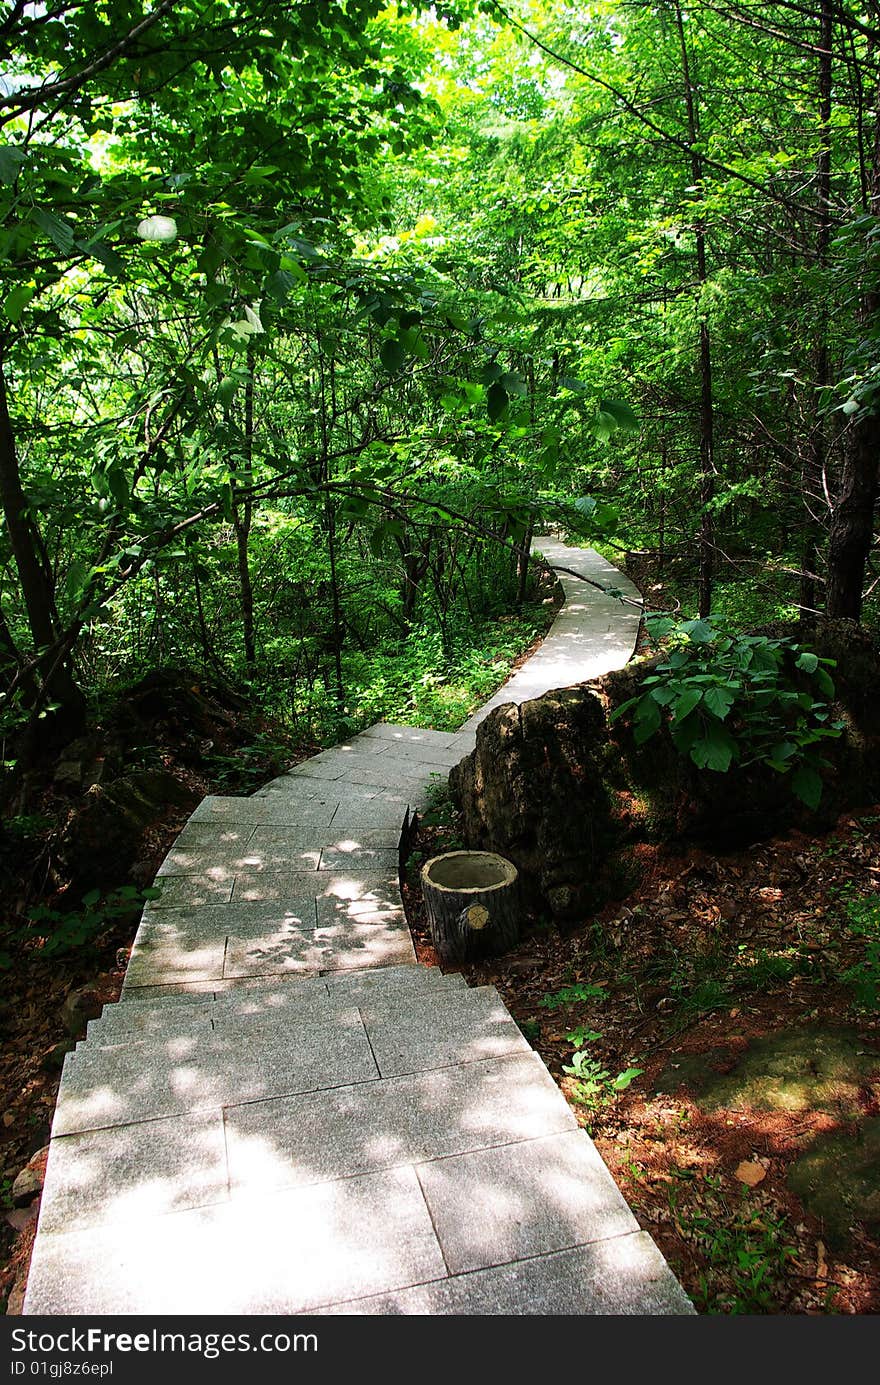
673 2 716 618
232 345 256 670
802 0 834 629
827 48 880 620
0 353 85 741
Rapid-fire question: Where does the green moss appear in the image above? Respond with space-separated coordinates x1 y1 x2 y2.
657 1026 880 1115
787 1118 880 1249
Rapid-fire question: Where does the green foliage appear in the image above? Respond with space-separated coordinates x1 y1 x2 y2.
836 886 880 1011
204 733 297 793
562 1029 644 1109
516 1016 541 1044
610 616 843 807
669 1174 797 1315
539 981 607 1011
2 886 158 967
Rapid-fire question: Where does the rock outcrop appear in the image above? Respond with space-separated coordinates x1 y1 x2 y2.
450 619 880 920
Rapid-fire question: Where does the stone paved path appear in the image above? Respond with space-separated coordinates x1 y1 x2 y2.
23 541 694 1316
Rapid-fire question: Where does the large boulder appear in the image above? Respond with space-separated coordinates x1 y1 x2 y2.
61 769 198 892
449 688 622 920
450 619 880 920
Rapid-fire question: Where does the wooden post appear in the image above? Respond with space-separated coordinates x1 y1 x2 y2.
421 851 520 964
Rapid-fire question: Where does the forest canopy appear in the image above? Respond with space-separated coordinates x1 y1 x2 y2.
1 0 879 773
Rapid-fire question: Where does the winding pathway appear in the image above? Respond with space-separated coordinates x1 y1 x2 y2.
23 542 693 1316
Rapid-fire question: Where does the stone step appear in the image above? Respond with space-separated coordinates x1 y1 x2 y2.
353 985 532 1080
60 986 523 1131
312 1235 695 1316
86 968 468 1041
54 1010 380 1135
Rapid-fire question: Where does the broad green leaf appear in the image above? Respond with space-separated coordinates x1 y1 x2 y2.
266 269 296 302
487 380 508 421
672 687 703 721
380 338 406 374
0 145 25 185
592 410 616 442
32 207 75 252
682 618 715 644
3 284 34 322
791 764 822 809
500 372 528 396
795 651 819 674
611 1067 643 1091
815 668 835 696
702 685 735 719
690 726 736 772
633 697 662 743
599 398 639 432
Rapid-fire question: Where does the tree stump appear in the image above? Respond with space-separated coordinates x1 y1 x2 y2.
420 850 520 964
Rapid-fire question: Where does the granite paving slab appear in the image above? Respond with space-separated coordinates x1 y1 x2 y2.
25 1167 447 1315
362 988 532 1078
314 1235 695 1315
223 1053 577 1196
415 1129 638 1274
37 1111 228 1233
189 795 341 827
53 1013 377 1135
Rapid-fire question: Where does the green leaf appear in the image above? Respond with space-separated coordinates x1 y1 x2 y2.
611 1067 643 1091
266 269 296 302
32 207 75 253
380 338 406 374
671 687 702 722
682 618 715 645
3 284 34 322
487 380 508 421
815 668 835 697
791 764 822 810
795 651 819 673
633 697 662 743
0 145 25 185
702 684 735 719
690 725 736 772
599 399 639 432
500 371 528 396
106 468 130 506
592 410 616 442
217 376 240 406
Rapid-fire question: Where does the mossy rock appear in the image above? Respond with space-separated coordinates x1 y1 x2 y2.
787 1118 880 1249
657 1026 880 1116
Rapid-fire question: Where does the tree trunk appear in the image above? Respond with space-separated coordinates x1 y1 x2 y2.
421 850 520 963
673 1 716 617
232 345 256 670
0 353 85 744
826 411 880 618
802 0 833 630
827 54 880 621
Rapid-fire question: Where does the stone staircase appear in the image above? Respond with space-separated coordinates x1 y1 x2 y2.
23 543 694 1315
